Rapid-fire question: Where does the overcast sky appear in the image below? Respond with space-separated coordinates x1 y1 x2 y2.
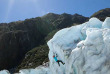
0 0 110 23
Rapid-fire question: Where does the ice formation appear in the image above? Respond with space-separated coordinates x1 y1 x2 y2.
0 70 10 74
1 17 110 74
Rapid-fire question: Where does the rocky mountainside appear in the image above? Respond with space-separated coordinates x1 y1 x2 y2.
53 13 89 29
42 13 89 29
0 17 54 70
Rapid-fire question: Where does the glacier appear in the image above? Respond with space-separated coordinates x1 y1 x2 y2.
1 17 110 74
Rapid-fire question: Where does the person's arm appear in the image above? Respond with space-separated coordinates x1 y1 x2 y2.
56 54 58 57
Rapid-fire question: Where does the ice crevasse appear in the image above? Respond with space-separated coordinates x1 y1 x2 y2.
1 17 110 74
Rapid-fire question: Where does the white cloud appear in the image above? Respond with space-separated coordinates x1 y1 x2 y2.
4 0 15 22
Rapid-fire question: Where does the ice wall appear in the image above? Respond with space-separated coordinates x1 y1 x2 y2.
47 17 104 74
1 17 110 74
47 17 110 74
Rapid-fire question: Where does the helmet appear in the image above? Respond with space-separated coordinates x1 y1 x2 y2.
53 56 55 57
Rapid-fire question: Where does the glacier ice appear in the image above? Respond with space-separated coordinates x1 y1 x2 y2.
102 17 110 28
0 70 10 74
1 17 110 74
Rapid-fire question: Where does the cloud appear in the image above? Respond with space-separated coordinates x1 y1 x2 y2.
4 0 15 22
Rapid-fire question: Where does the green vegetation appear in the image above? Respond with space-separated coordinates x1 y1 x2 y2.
53 13 89 29
45 29 59 42
41 13 60 24
91 8 110 21
16 45 49 71
0 17 54 70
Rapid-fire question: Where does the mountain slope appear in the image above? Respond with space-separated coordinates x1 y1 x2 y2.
53 13 89 29
91 8 110 21
41 13 60 24
0 17 54 70
16 45 49 71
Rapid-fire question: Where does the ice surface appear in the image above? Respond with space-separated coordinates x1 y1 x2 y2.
0 70 10 74
102 17 110 28
1 17 110 74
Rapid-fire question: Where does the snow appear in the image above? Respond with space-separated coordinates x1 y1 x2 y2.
102 17 110 28
1 17 110 74
17 67 49 74
0 70 10 74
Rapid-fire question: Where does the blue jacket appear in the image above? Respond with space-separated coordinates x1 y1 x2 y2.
54 57 58 62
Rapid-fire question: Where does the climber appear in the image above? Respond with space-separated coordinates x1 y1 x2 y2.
53 54 65 66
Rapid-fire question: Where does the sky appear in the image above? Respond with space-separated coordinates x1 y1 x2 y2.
0 0 110 23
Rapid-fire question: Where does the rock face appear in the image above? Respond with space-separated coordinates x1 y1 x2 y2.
0 17 53 70
0 31 30 70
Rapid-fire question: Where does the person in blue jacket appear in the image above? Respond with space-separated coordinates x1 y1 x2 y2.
53 55 65 66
